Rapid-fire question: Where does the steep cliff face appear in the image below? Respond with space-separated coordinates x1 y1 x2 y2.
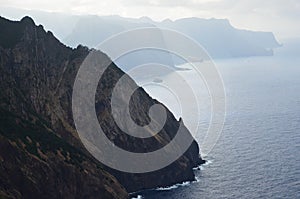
0 16 204 198
0 16 128 199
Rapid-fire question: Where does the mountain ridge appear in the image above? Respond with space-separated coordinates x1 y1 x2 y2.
0 7 280 59
0 16 204 198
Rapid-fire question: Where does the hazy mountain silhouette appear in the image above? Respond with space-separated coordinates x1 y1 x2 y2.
0 7 281 72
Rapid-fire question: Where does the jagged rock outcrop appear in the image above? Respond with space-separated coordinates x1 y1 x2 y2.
0 16 204 198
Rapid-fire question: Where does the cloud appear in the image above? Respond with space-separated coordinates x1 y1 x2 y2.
121 0 222 7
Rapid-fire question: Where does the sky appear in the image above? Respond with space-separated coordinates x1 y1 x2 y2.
0 0 299 39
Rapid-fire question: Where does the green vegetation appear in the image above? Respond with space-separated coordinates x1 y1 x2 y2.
0 107 87 167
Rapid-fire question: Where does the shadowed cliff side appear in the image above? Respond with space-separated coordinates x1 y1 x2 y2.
0 16 204 198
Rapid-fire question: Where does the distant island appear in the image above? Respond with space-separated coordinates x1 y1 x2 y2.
65 16 281 59
0 7 281 62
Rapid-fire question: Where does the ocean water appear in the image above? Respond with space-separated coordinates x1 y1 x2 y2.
130 41 300 198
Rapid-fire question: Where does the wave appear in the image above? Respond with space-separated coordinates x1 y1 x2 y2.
156 159 213 191
131 195 143 199
130 159 213 198
193 159 213 171
156 181 191 191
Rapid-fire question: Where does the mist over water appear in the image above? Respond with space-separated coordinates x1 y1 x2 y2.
131 40 300 198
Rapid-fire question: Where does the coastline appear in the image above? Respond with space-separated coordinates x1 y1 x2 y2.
129 159 211 199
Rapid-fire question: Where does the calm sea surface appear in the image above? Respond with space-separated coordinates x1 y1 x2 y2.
130 40 300 199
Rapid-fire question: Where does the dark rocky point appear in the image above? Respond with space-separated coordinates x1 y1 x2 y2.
0 16 204 198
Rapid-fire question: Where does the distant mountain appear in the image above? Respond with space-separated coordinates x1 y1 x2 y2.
0 16 204 198
62 16 281 73
157 17 280 58
61 15 280 57
0 8 281 65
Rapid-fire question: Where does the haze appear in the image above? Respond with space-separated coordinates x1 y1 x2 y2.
1 0 300 40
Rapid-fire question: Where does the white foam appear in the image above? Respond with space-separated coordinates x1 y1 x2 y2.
131 160 213 196
131 195 143 199
156 181 191 191
193 159 213 170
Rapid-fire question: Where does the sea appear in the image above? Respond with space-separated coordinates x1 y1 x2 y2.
130 39 300 199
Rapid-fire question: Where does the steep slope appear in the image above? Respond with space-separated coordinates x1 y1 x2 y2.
0 16 128 199
0 16 204 197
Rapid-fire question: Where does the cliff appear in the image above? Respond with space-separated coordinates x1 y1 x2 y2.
0 16 204 198
62 16 280 58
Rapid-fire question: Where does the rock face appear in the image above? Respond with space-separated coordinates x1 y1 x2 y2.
0 16 128 199
0 16 204 198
